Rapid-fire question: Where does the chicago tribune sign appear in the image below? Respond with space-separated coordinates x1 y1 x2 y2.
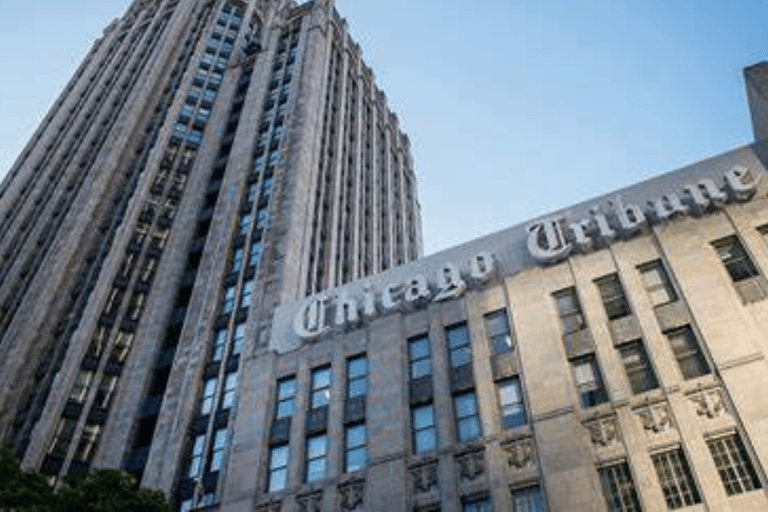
294 166 760 340
294 253 495 340
527 166 760 264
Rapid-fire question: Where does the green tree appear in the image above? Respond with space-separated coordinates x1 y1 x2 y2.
0 446 170 512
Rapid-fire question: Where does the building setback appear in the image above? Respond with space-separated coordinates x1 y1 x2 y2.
4 0 768 511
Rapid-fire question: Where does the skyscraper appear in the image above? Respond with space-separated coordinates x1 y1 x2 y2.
0 0 420 500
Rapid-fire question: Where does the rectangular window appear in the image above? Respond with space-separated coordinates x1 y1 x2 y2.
462 495 492 512
412 404 438 454
344 424 367 473
310 366 331 409
221 286 236 314
446 323 472 368
188 434 205 478
93 375 118 409
221 372 238 410
69 370 95 403
707 433 762 496
599 462 642 512
485 309 513 355
72 424 101 463
249 240 262 267
231 323 245 355
275 376 296 419
596 274 631 320
511 485 546 512
651 448 701 509
408 334 432 379
209 428 227 472
231 248 243 272
713 236 759 282
665 326 710 379
454 391 482 442
238 214 251 235
200 378 217 415
554 288 586 335
240 278 253 308
497 378 526 429
267 445 290 492
347 355 367 398
618 340 658 394
305 434 327 483
571 355 608 408
638 260 677 306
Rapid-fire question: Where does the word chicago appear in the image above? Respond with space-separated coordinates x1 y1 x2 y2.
294 253 495 340
527 166 760 264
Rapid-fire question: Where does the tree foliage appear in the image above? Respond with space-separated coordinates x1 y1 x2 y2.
0 446 170 512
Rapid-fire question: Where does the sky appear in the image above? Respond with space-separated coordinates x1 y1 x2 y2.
1 1 768 255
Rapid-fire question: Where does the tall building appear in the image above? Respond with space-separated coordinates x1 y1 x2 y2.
5 1 768 512
0 0 420 501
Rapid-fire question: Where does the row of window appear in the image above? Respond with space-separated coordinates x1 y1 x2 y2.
600 432 761 511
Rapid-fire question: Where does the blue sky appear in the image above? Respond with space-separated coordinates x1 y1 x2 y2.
2 0 767 254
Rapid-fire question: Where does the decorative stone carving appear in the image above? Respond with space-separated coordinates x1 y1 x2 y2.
635 402 674 433
410 459 439 493
338 478 365 511
501 438 535 470
584 416 620 447
255 500 282 512
689 387 728 419
455 447 485 482
296 490 323 512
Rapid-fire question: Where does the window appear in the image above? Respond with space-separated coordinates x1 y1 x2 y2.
209 428 227 472
707 433 762 495
651 448 701 509
69 370 94 403
511 485 545 512
267 445 290 492
200 378 217 415
93 375 118 409
72 424 101 463
240 279 253 308
238 214 251 235
408 335 432 379
344 424 367 473
665 326 709 379
713 236 759 282
497 378 526 429
188 435 205 478
221 286 236 314
275 377 297 419
231 248 243 272
211 329 227 361
618 341 658 394
305 434 327 482
462 495 492 512
454 391 482 442
554 288 586 335
347 355 367 398
599 462 641 512
221 372 238 410
257 208 270 229
310 366 331 409
111 330 134 362
412 404 438 454
596 274 631 320
638 260 677 306
249 240 262 267
231 323 245 355
571 355 608 407
446 323 471 368
485 309 513 355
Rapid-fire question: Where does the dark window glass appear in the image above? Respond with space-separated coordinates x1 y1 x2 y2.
485 309 513 354
638 260 677 306
666 326 710 379
310 366 331 409
571 355 608 408
446 323 471 368
651 448 701 509
707 433 762 496
511 485 546 512
275 377 296 419
344 424 367 473
347 355 367 398
408 335 432 379
305 434 327 482
454 392 481 442
599 461 642 512
554 288 586 335
618 341 658 394
497 378 526 429
596 274 631 320
412 404 438 454
267 444 289 492
713 236 759 282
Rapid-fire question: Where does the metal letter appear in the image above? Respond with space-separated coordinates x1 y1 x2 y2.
404 275 431 305
611 195 647 237
568 218 593 252
725 166 760 201
381 282 402 312
527 217 572 264
469 252 495 283
362 284 377 319
648 193 688 222
683 179 728 215
293 294 330 340
334 292 359 329
590 206 616 243
434 263 467 302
